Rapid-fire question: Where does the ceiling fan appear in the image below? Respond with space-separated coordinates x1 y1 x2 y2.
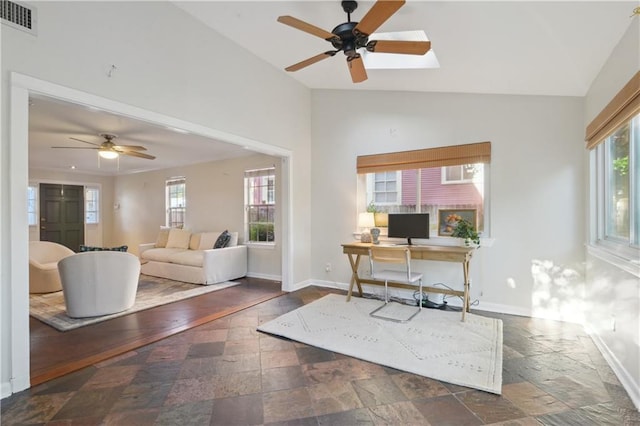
277 0 431 83
52 133 156 160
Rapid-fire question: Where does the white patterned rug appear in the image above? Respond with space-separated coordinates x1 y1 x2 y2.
30 275 239 332
258 294 503 394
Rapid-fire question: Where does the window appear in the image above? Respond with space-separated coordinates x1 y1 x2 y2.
245 167 275 244
357 142 490 236
85 187 99 224
370 171 400 204
442 164 477 184
587 71 639 263
27 184 37 226
594 113 639 254
166 177 186 228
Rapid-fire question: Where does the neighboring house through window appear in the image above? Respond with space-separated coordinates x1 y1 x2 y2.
369 171 400 204
358 142 490 235
85 186 99 224
166 177 186 228
245 167 275 244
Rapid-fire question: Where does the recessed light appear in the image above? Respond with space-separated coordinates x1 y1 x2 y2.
69 165 76 170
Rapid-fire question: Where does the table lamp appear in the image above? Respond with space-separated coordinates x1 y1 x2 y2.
358 212 375 243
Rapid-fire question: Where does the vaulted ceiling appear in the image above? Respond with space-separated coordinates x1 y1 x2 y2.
28 1 637 176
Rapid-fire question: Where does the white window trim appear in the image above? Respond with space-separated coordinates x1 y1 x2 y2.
590 137 639 266
166 177 186 228
85 186 100 225
441 165 475 185
366 171 402 206
27 183 38 227
244 167 276 245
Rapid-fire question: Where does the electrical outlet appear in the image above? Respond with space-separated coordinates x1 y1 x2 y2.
325 262 331 272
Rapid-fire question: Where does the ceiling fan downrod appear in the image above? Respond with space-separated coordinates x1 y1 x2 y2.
334 1 365 57
342 1 358 22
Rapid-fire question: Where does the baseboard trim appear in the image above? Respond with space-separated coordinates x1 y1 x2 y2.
1 380 12 399
285 279 314 293
311 280 533 317
586 325 640 411
246 272 282 282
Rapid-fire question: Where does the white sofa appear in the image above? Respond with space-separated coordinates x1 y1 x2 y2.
139 229 247 285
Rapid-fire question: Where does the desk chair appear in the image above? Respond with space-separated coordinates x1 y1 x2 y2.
368 246 423 322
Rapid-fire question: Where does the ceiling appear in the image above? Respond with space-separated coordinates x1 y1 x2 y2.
28 95 254 176
176 1 636 96
28 1 636 176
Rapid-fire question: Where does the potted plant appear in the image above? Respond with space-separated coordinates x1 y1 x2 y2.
451 218 480 247
367 202 388 227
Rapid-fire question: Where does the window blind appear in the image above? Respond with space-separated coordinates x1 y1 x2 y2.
356 141 491 174
585 71 640 150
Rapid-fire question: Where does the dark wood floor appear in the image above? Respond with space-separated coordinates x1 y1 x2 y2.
30 277 285 386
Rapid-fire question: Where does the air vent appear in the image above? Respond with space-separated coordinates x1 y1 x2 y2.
1 0 36 35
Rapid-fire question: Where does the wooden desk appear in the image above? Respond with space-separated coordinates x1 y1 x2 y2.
341 242 475 321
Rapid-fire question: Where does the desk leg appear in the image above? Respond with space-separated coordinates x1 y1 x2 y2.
346 254 363 302
462 259 470 321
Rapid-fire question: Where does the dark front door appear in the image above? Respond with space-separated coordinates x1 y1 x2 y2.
39 183 84 251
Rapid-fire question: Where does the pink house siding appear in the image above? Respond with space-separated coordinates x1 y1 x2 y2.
401 168 482 206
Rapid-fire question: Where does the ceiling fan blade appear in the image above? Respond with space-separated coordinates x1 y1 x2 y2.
277 16 338 42
354 0 405 37
366 40 431 55
347 55 368 83
52 146 98 150
285 51 337 72
118 150 156 160
69 137 101 147
114 145 147 151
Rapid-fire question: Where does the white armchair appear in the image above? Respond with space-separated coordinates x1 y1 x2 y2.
57 251 141 318
29 241 75 293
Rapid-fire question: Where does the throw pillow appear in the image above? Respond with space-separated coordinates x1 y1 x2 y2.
166 228 192 249
214 230 231 249
155 227 171 248
189 233 202 251
198 232 220 250
79 245 128 252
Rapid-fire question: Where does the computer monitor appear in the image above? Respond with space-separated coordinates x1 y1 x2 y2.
387 213 430 245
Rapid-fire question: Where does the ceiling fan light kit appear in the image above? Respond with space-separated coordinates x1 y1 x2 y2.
98 149 119 159
277 0 431 83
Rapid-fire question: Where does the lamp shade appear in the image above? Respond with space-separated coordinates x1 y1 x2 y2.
358 212 375 229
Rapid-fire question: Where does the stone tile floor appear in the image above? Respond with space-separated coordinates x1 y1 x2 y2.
2 286 639 425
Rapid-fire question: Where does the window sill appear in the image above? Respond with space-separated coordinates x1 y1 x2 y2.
246 242 276 250
586 244 640 278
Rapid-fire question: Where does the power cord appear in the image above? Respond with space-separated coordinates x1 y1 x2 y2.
413 282 480 311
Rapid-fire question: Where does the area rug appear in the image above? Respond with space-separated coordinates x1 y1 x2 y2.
30 275 240 332
258 294 503 394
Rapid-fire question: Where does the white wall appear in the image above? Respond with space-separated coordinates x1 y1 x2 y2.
1 2 310 397
583 20 640 409
113 154 282 279
310 90 586 320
